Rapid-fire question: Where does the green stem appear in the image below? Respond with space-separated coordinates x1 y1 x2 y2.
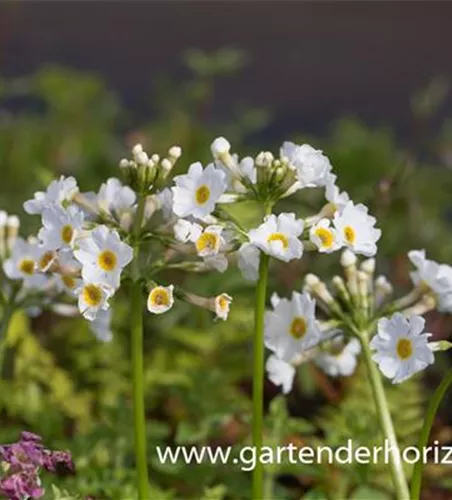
252 252 269 500
130 195 149 499
360 334 410 500
410 368 452 500
0 305 13 377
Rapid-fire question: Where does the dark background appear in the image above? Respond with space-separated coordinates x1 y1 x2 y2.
1 1 452 139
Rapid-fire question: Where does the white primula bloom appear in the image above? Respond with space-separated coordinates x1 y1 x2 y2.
147 285 174 314
280 142 332 188
194 225 224 257
74 225 133 289
325 174 350 213
3 238 46 288
156 188 174 220
76 282 113 321
370 313 434 384
24 176 78 215
333 201 381 257
237 243 260 282
215 293 232 320
314 338 361 377
248 213 304 262
53 251 82 295
38 205 84 251
89 309 113 342
172 162 226 218
173 219 200 243
309 218 341 253
408 250 452 312
97 178 136 219
265 291 322 362
266 355 296 394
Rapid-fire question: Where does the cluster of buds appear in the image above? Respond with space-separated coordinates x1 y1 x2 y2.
0 431 74 500
119 143 182 193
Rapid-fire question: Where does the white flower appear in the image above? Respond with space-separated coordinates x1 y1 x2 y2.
248 213 304 262
74 226 133 289
3 238 46 288
147 285 174 314
89 309 113 342
370 313 434 384
314 338 361 377
194 225 224 257
24 176 78 215
309 218 341 253
408 250 452 312
325 174 350 213
333 201 381 257
172 162 226 218
156 188 174 220
53 251 82 295
215 293 232 320
265 291 322 362
38 205 84 251
280 142 332 188
237 243 260 282
97 178 136 219
266 355 295 394
76 281 113 321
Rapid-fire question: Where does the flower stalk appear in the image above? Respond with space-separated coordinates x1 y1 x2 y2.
410 367 452 500
130 194 149 499
359 331 410 500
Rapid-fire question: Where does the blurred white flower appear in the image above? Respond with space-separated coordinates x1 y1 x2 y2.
76 281 113 321
370 313 434 384
237 242 260 282
266 354 295 394
333 201 381 257
96 178 136 219
265 291 321 362
314 338 361 377
24 176 79 215
408 250 452 312
280 142 332 188
214 293 232 320
74 225 133 289
3 238 46 288
248 213 304 262
309 218 341 253
38 205 84 251
325 174 350 213
89 308 113 342
172 162 226 218
147 285 174 314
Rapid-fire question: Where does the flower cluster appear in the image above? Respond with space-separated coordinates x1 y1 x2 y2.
265 244 452 393
0 431 74 500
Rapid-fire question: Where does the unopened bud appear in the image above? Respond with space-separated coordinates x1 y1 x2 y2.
169 145 182 159
132 143 143 156
341 249 357 268
360 258 376 275
211 137 231 158
119 158 130 169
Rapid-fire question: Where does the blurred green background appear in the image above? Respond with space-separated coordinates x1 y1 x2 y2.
1 2 452 499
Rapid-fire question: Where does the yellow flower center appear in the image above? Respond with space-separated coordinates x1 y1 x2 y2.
82 284 103 307
289 316 307 339
18 258 35 275
195 185 210 205
149 287 171 307
196 232 219 253
61 224 74 245
344 225 356 244
315 227 334 248
39 251 55 271
62 275 76 289
396 338 413 360
217 294 230 311
267 232 289 250
98 250 117 272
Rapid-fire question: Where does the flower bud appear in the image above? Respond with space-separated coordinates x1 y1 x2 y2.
211 137 231 158
169 146 182 159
